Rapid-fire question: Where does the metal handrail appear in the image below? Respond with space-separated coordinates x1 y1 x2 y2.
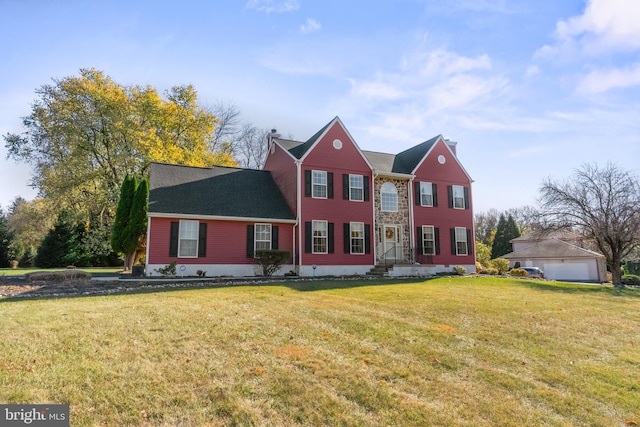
382 246 396 270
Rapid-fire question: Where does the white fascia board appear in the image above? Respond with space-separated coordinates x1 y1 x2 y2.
148 212 297 224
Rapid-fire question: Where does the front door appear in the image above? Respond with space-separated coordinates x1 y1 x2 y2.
383 225 401 263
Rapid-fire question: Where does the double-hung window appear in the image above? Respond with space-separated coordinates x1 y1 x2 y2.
350 222 365 254
420 182 434 206
312 220 328 254
312 170 327 198
381 182 398 212
254 224 272 251
455 227 468 255
178 220 199 258
452 185 465 209
422 225 436 255
349 175 364 201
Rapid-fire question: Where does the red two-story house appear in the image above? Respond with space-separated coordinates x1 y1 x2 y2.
145 116 475 277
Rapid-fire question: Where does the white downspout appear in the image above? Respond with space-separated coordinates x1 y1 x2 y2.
408 178 416 264
296 160 302 274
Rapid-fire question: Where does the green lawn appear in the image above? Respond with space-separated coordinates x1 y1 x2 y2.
1 277 639 426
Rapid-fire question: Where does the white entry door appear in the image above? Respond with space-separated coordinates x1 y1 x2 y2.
383 225 401 262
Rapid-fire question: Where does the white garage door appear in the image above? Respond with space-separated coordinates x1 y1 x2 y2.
543 262 591 281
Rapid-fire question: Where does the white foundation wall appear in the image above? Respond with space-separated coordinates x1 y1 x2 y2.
297 265 373 277
145 263 295 278
389 264 477 277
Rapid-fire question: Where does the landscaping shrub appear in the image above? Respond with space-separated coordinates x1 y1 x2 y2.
453 265 467 276
621 274 640 286
475 262 485 274
487 268 499 275
255 250 291 276
510 268 528 278
490 258 510 274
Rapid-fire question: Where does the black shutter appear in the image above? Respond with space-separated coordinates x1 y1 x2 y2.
305 222 312 253
435 227 440 255
343 174 349 200
415 182 421 206
417 227 423 254
272 226 279 250
246 225 254 258
327 172 334 199
450 228 456 255
467 229 472 255
364 176 370 201
328 222 334 253
169 221 179 257
464 186 470 210
432 183 438 207
364 224 371 254
344 223 350 253
448 186 453 209
305 170 311 197
198 222 207 258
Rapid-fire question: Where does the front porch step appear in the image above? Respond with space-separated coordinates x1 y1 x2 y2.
366 265 391 277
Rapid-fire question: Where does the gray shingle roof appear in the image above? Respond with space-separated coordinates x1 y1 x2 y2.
287 119 334 159
392 135 440 174
148 163 295 220
502 238 604 259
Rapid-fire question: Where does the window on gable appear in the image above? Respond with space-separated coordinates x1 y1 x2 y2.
422 225 436 255
312 170 327 198
452 185 465 209
350 222 365 254
420 182 434 206
313 220 328 254
381 182 398 212
255 224 272 251
455 227 468 255
178 220 199 258
349 175 364 201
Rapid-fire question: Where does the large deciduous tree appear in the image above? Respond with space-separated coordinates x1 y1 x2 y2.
3 68 236 218
539 163 640 287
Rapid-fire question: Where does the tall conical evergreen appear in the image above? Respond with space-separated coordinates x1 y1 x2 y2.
491 214 520 259
123 178 148 254
111 175 136 255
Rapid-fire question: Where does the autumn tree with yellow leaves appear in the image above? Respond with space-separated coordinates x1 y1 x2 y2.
4 68 236 219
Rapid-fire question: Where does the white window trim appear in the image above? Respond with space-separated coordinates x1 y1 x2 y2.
350 222 365 255
455 226 468 256
178 219 199 258
422 225 436 255
312 170 327 199
381 182 398 212
349 174 364 202
453 185 465 210
254 223 272 253
312 220 328 254
420 182 433 207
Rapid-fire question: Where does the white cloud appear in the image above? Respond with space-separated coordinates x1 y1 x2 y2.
577 63 640 94
524 65 540 78
300 18 321 34
245 0 299 14
538 0 640 56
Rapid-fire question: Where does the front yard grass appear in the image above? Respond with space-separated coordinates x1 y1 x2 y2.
0 276 638 426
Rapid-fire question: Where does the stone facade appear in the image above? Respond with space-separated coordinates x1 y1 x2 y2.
374 176 411 264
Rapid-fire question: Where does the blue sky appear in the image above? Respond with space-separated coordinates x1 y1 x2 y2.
1 0 639 214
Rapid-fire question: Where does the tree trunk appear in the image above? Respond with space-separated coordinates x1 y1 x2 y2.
610 258 624 288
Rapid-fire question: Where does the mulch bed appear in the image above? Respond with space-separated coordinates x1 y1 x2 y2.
0 276 238 299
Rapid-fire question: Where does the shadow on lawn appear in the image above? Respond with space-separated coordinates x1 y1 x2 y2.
513 278 640 298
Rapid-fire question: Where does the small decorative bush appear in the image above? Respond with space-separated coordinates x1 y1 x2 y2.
510 268 528 278
453 265 467 276
490 258 510 274
155 261 177 277
255 250 291 276
475 262 485 274
487 268 499 275
621 274 640 286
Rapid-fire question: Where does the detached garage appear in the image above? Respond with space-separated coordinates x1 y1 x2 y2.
502 237 607 283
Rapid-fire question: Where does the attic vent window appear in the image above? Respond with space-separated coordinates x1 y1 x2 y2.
438 155 446 164
333 139 343 150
